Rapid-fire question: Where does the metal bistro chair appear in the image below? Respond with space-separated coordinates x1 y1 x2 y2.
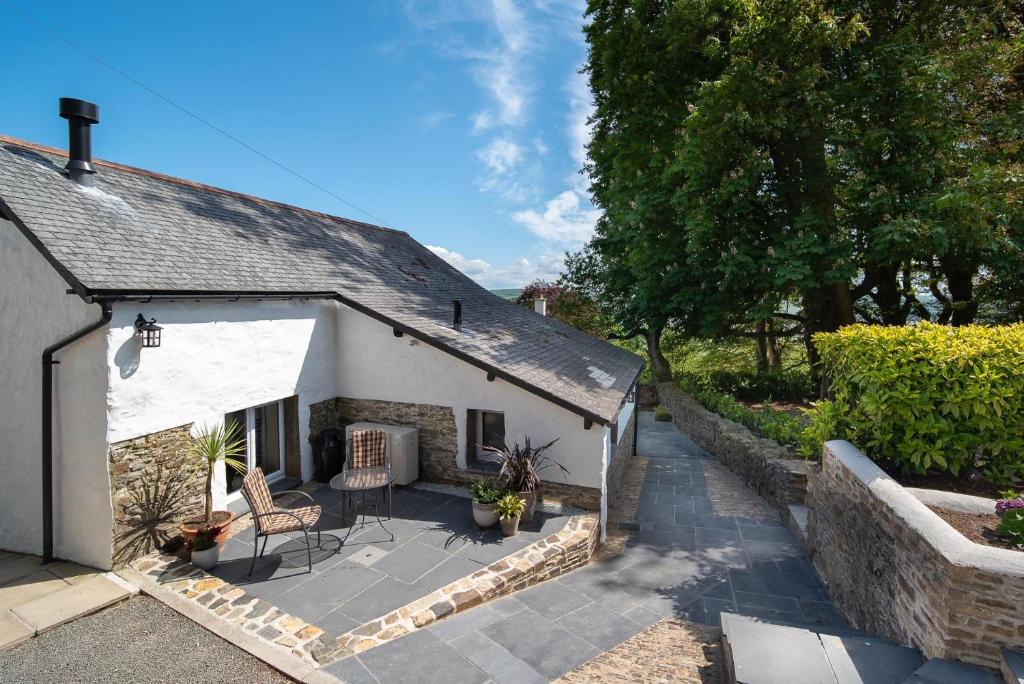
330 429 394 542
241 467 322 575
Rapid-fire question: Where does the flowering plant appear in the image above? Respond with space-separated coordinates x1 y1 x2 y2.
996 495 1024 548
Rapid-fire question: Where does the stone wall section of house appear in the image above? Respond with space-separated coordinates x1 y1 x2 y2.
109 423 203 568
656 383 809 513
309 396 601 511
807 440 1024 669
308 396 459 481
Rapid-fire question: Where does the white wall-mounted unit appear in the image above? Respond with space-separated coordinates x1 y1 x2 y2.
345 421 420 485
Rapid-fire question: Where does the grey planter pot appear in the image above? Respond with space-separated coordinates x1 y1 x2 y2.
190 546 220 570
472 501 499 528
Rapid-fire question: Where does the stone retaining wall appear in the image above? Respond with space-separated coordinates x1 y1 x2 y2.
309 396 601 511
109 424 203 568
656 383 809 513
807 440 1024 669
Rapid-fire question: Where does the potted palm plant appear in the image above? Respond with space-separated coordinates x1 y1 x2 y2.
495 493 526 537
482 437 568 523
470 479 504 528
179 422 247 550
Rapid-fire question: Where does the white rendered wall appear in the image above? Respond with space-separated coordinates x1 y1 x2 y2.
0 219 110 563
598 397 635 542
334 305 606 489
105 299 339 509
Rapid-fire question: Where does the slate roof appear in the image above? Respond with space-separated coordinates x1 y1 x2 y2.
0 135 643 424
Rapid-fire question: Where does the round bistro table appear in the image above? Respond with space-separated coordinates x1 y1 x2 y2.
329 467 395 542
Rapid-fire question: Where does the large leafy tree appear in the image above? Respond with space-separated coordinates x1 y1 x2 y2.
577 0 1023 389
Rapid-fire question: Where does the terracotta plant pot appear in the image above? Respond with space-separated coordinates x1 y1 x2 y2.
472 501 499 528
179 510 235 549
500 515 520 537
190 545 220 570
517 490 537 523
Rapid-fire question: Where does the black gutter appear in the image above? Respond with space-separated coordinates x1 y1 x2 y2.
42 301 112 563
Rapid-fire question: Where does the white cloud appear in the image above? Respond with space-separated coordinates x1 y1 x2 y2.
417 111 455 130
566 68 595 192
475 137 524 174
428 244 565 288
533 137 549 155
511 190 599 246
426 245 492 276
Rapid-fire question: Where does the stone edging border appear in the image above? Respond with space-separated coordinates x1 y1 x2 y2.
124 555 340 667
121 509 600 673
329 512 600 662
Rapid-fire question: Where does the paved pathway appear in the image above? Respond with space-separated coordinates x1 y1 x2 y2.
326 412 843 683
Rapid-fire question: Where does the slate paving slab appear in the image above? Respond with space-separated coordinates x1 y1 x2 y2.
346 412 848 684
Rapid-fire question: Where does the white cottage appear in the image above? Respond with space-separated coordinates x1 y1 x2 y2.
0 99 642 570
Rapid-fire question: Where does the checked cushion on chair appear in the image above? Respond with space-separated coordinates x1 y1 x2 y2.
242 467 321 535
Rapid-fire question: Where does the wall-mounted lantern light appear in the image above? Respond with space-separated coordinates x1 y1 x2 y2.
134 313 162 348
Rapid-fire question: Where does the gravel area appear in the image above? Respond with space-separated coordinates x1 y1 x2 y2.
0 596 294 683
928 505 1018 550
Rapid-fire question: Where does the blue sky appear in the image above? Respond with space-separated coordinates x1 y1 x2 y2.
0 1 598 288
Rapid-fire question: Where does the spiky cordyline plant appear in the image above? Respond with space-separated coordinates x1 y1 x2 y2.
189 422 247 524
482 437 568 493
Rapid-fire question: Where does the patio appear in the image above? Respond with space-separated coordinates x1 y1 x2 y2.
212 484 571 638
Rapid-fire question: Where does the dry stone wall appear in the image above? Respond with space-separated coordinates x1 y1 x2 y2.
109 423 203 568
807 440 1024 669
656 383 809 513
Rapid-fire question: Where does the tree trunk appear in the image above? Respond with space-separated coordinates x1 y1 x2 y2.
755 320 769 372
647 326 673 383
941 258 978 326
804 282 855 398
205 464 214 524
765 321 781 370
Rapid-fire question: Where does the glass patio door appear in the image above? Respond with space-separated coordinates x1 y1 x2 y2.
225 400 284 495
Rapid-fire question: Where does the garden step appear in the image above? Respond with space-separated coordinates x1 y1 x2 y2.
1002 649 1024 684
787 504 809 546
721 612 924 684
902 657 1001 683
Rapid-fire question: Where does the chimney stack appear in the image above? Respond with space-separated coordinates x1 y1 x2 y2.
534 296 547 316
453 299 462 331
59 98 100 186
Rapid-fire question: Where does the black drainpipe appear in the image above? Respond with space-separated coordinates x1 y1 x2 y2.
41 301 113 563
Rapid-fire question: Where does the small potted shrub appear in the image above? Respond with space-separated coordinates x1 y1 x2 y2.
483 437 568 523
470 479 504 528
190 528 219 570
495 493 526 537
179 422 247 548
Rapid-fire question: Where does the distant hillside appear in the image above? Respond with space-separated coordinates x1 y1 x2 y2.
491 288 522 301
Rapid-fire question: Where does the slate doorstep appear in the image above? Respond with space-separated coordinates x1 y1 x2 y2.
1 573 136 650
720 613 925 684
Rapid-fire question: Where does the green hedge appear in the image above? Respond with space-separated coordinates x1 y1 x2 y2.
803 323 1024 483
680 380 807 449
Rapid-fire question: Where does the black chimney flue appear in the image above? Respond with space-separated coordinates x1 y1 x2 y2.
453 299 462 332
59 98 100 186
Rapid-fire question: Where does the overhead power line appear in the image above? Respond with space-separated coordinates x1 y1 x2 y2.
1 1 396 229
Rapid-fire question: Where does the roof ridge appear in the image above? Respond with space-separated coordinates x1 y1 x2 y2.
0 133 409 237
